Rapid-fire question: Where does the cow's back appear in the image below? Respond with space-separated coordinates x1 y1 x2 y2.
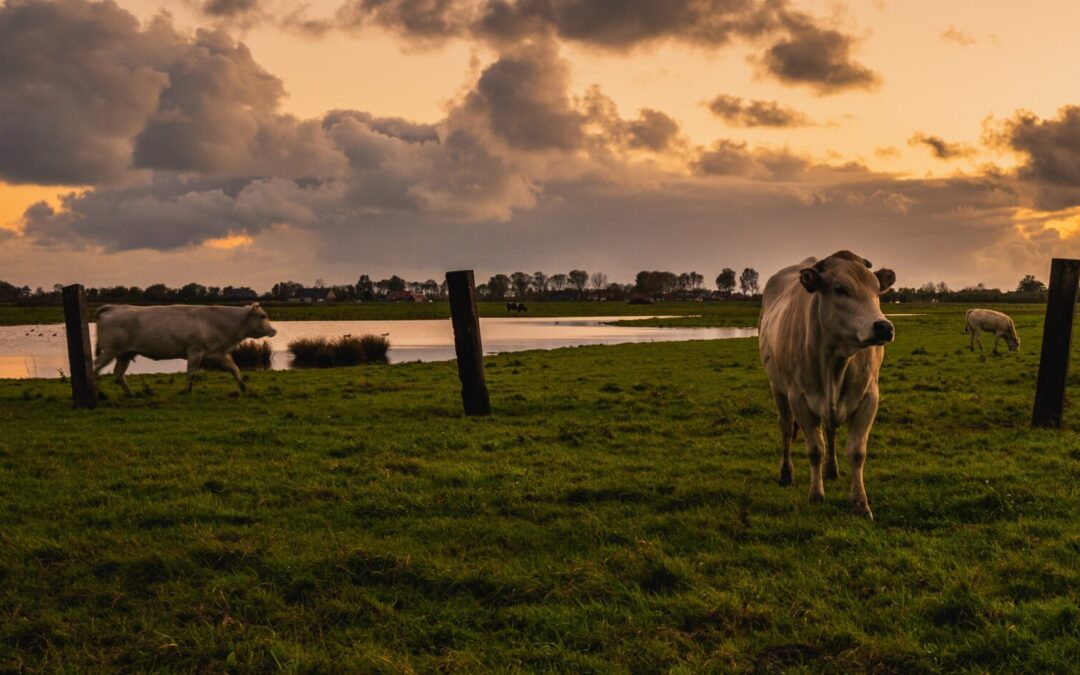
967 308 1015 334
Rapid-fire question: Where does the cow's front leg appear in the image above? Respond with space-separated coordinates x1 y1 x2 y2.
791 397 825 503
846 392 879 519
93 352 116 377
221 354 247 393
185 351 205 393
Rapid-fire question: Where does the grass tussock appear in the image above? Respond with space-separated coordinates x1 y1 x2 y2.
288 335 389 368
230 340 273 370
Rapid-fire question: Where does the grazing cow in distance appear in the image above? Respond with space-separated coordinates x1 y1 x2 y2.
505 302 528 314
964 308 1020 354
93 304 277 395
758 250 896 519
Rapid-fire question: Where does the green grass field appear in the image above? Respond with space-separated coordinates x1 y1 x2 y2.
3 305 1079 671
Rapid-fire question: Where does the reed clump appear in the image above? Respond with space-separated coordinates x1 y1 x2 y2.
230 340 273 370
287 335 390 367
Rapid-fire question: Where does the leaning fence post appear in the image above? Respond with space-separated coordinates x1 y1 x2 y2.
1032 258 1080 428
446 270 491 416
62 284 97 409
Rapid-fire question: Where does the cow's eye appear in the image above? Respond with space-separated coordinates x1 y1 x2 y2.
835 286 850 297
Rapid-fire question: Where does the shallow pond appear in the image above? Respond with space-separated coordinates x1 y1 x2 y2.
0 316 758 379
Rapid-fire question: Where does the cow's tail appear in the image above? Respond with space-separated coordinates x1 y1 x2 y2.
962 308 973 334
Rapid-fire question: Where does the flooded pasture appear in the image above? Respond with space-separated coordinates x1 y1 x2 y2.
0 316 758 379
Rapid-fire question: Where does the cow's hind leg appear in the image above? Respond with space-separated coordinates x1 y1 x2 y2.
113 354 134 397
824 425 839 480
185 351 205 393
773 388 795 486
220 354 247 393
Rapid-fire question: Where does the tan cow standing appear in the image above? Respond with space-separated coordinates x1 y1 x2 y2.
964 308 1020 354
759 251 896 519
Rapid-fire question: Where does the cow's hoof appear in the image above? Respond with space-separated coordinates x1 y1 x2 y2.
778 463 794 486
852 500 873 520
824 462 839 480
808 489 825 504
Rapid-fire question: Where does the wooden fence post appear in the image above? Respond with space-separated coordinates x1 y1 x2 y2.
62 284 97 409
446 270 491 416
1032 258 1080 428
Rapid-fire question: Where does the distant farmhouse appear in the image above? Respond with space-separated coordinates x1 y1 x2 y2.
386 290 429 303
294 287 337 303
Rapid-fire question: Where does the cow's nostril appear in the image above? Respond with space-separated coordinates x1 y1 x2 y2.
872 320 894 342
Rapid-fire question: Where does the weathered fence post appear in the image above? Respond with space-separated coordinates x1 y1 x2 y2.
1032 258 1080 428
62 284 97 409
446 270 491 416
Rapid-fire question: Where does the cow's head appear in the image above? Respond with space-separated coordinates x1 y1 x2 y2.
799 250 896 350
246 303 277 338
1007 332 1021 352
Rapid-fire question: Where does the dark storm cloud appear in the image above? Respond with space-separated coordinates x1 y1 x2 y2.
1000 106 1080 186
758 13 880 93
0 0 347 185
322 111 441 144
994 106 1080 209
321 0 783 48
20 175 331 250
693 140 810 180
13 22 634 249
336 0 466 40
463 40 586 151
908 133 975 160
281 1 878 93
625 109 681 151
202 0 260 17
705 94 811 127
0 0 173 184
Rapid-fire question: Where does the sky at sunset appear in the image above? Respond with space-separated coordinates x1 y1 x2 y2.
3 0 1080 291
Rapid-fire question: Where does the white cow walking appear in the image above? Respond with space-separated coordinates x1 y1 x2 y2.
758 250 896 519
964 308 1020 354
93 304 277 394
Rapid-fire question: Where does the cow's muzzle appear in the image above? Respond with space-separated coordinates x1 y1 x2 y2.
870 319 894 344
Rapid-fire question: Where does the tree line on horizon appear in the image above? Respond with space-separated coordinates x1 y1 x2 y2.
0 272 1051 306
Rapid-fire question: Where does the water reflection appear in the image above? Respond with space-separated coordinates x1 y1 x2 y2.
0 316 758 379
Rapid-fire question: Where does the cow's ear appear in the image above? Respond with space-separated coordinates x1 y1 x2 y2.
875 268 896 293
799 267 822 293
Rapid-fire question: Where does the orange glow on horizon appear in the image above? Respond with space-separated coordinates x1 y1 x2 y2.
203 233 255 249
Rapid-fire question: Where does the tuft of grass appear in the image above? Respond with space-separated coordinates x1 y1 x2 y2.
288 335 389 367
230 340 273 370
